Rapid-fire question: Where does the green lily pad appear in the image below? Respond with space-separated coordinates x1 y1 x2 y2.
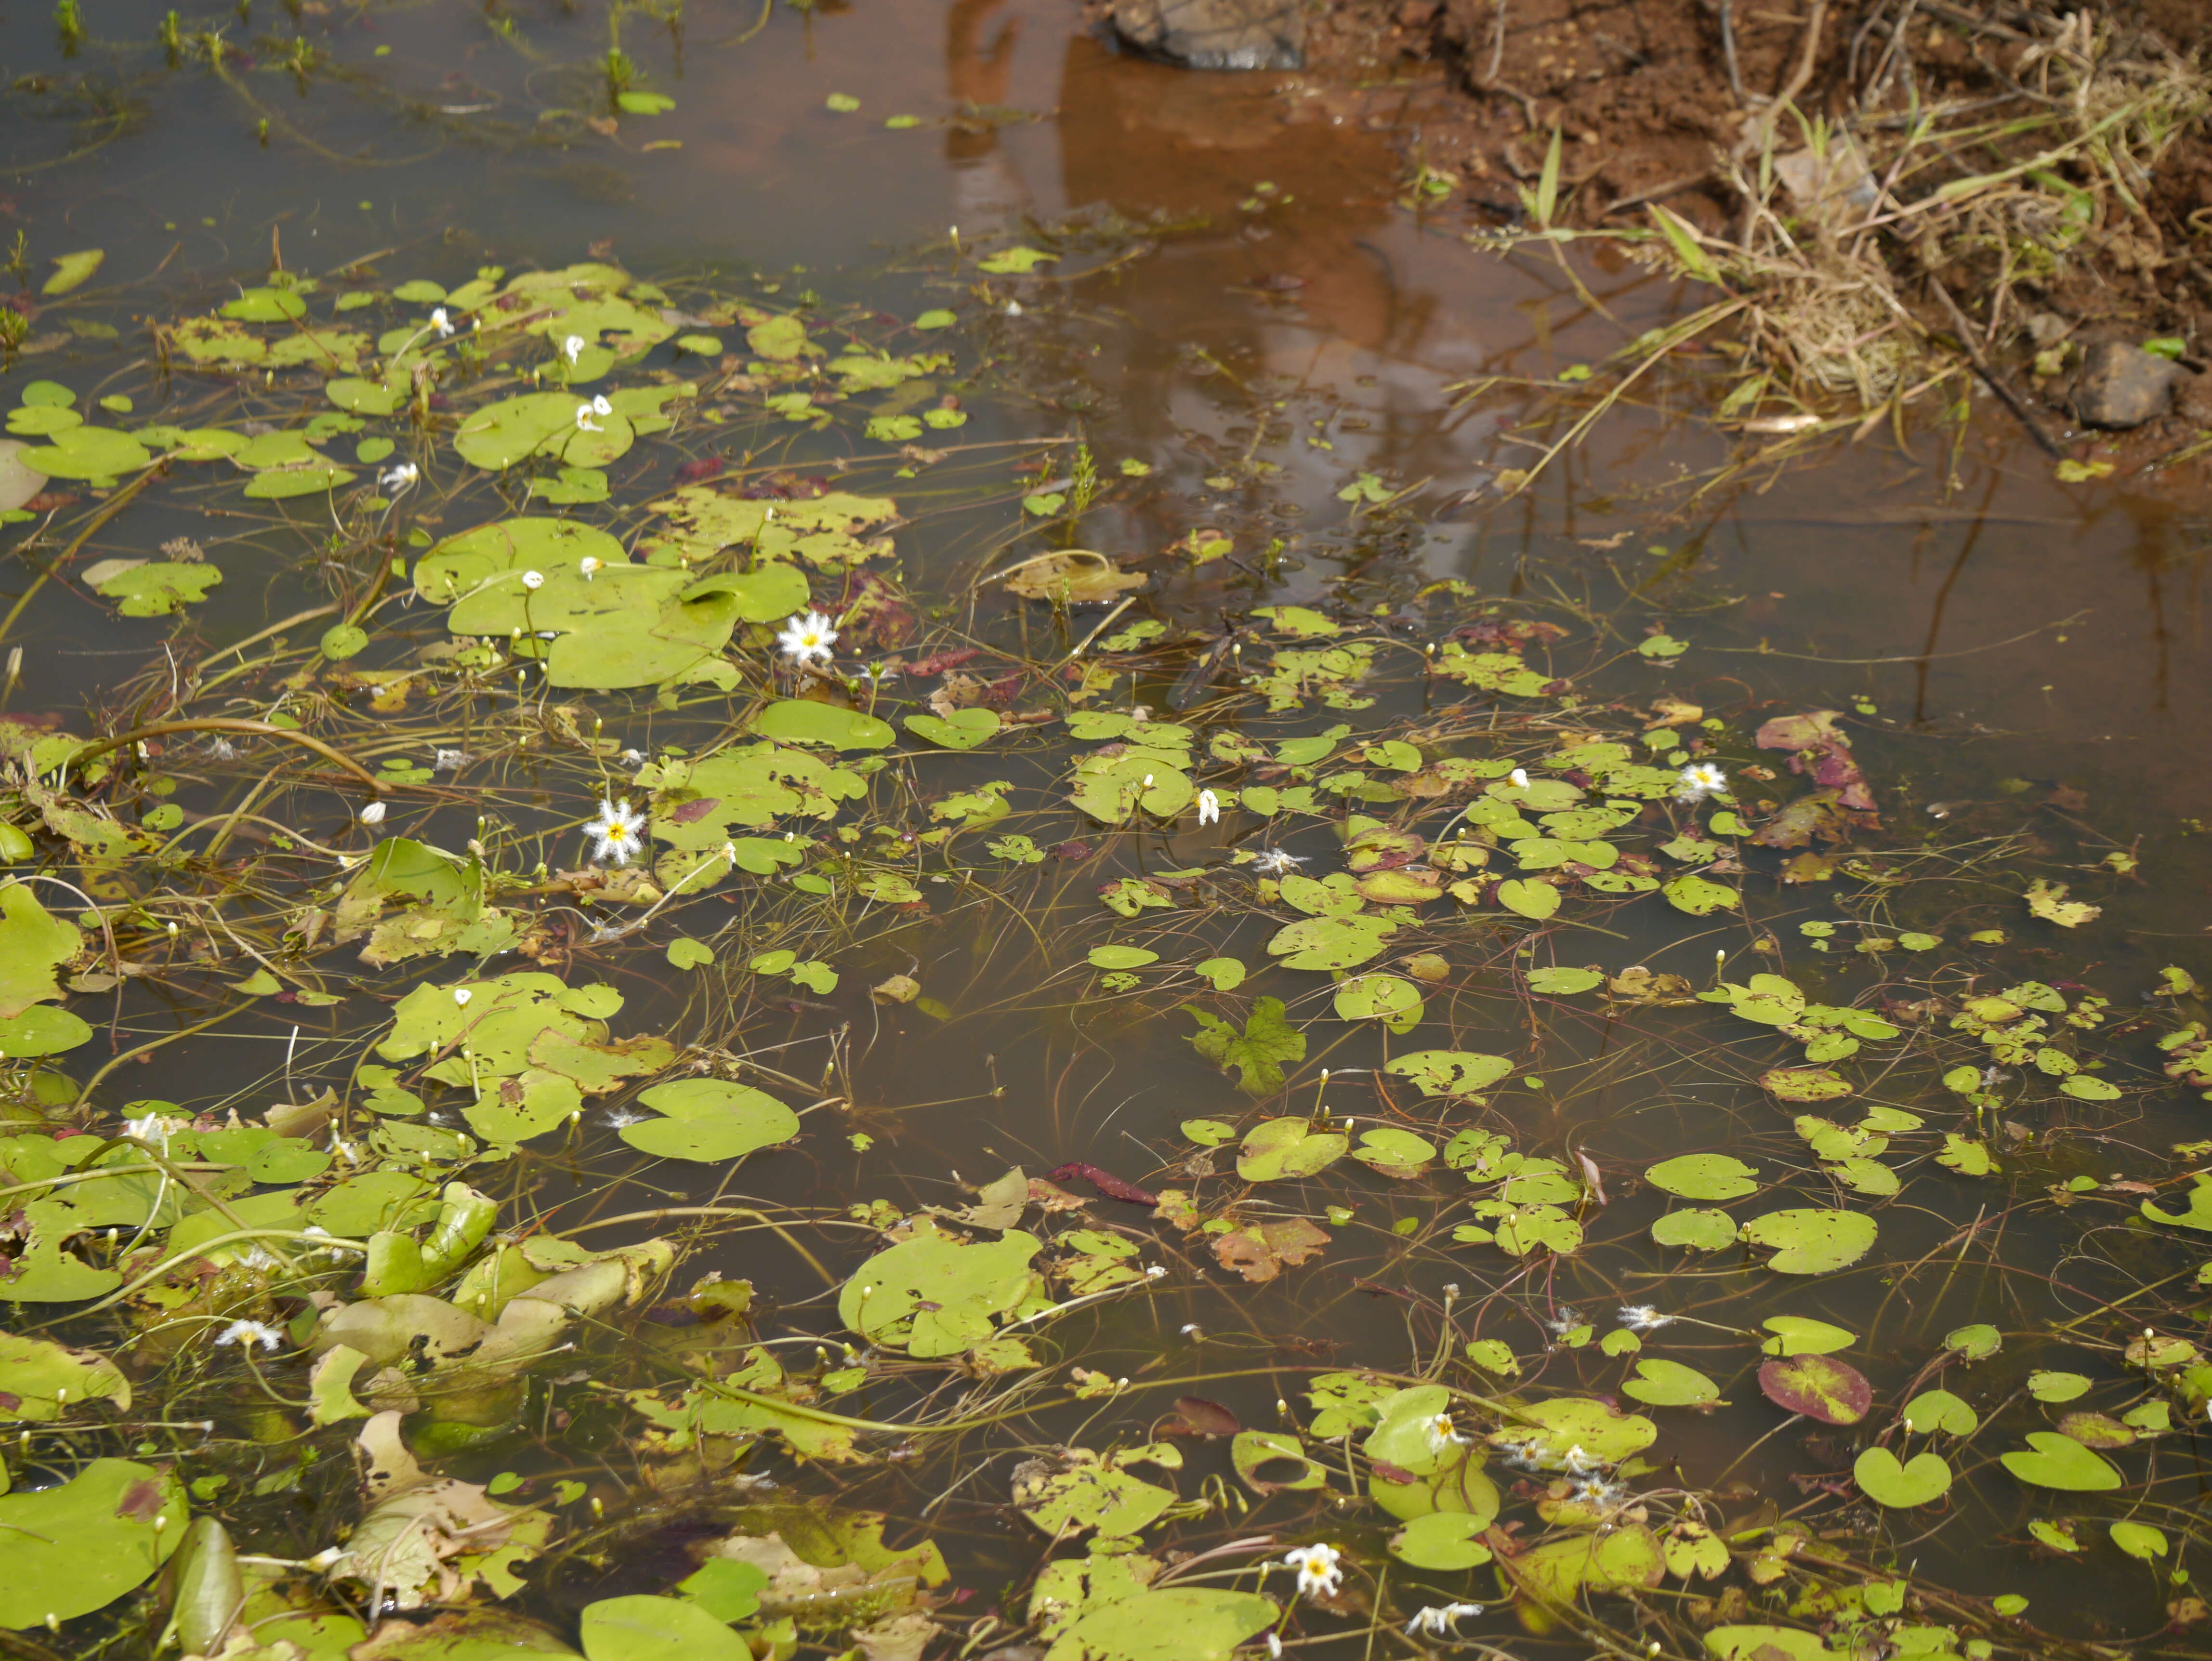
1651 1208 1737 1251
1760 1067 1854 1103
1525 965 1603 994
1705 1626 1837 1661
1385 1049 1512 1098
619 1079 798 1164
904 708 1001 750
2110 1521 2167 1560
754 700 895 751
1331 972 1422 1030
1495 877 1559 920
1622 1358 1722 1408
1898 1389 1977 1435
2000 1431 2123 1491
1351 1127 1434 1179
0 1333 130 1422
1760 1317 1855 1356
1236 1117 1348 1182
1041 1588 1276 1661
1496 1396 1657 1466
579 1595 750 1661
16 425 151 480
0 1458 186 1627
838 1228 1040 1358
2028 1370 2092 1403
93 560 223 616
1739 1208 1878 1274
1645 1153 1759 1200
1661 872 1737 915
1945 1323 2002 1360
1087 945 1159 971
1389 1511 1493 1570
1853 1447 1952 1507
0 1005 93 1058
1191 956 1245 990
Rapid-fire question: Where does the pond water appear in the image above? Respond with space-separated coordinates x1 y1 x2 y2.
1 5 2209 1661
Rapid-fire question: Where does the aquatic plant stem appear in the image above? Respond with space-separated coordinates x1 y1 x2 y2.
66 718 385 794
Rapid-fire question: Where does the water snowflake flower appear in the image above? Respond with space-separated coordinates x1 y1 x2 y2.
1509 766 1530 787
1560 1444 1605 1477
620 748 645 767
124 1112 180 1148
1423 1411 1470 1454
1676 761 1728 802
1544 1305 1582 1337
379 461 418 493
206 736 237 761
520 570 545 591
452 988 472 1007
1251 848 1305 875
579 555 602 580
1618 1304 1673 1332
586 797 647 867
1197 788 1220 826
777 610 838 668
214 1319 284 1351
1280 1543 1343 1601
358 801 387 826
430 307 454 337
564 334 585 364
1405 1604 1485 1638
433 749 470 772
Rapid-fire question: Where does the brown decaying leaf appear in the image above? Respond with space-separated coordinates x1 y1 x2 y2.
1211 1217 1330 1281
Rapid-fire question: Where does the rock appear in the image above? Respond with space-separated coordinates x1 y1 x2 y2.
1109 0 1306 70
2073 339 2184 429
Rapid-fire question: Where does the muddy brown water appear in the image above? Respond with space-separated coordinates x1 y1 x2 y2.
3 0 2210 1653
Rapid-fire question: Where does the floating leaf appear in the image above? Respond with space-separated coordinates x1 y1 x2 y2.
43 250 105 295
1088 945 1159 970
0 1458 186 1626
1236 1117 1347 1183
1495 877 1558 920
1758 1354 1870 1424
1661 872 1736 915
838 1229 1040 1358
1389 1512 1492 1570
1622 1358 1721 1408
1898 1389 1977 1435
1760 1067 1854 1103
1186 997 1304 1095
0 1333 130 1422
1385 1049 1512 1098
904 708 1000 750
2001 1431 2122 1491
1645 1153 1758 1200
1266 912 1396 971
1760 1317 1855 1356
1738 1208 1878 1274
1705 1629 1834 1661
1853 1447 1952 1507
1042 1588 1276 1661
1945 1323 2002 1360
2027 1370 2092 1403
1331 972 1422 1030
1651 1208 1736 1251
754 700 895 751
620 1080 798 1164
2110 1521 2167 1560
1525 965 1602 994
579 1595 749 1661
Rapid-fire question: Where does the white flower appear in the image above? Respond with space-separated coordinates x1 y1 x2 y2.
586 797 647 867
1619 1304 1672 1332
430 307 454 337
1544 1305 1582 1337
1264 1636 1281 1661
777 610 838 668
1561 1444 1605 1476
1423 1411 1469 1455
379 461 418 493
575 403 602 432
206 736 237 761
359 801 387 825
592 394 613 417
124 1113 177 1148
452 987 472 1006
564 334 585 364
1509 766 1530 788
1251 848 1304 875
579 556 602 581
1405 1604 1485 1638
1280 1543 1343 1601
520 570 545 591
1197 789 1220 826
1676 761 1728 803
214 1319 284 1351
1006 299 1024 317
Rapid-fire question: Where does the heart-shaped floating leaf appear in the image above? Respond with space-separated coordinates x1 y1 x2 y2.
1760 1316 1855 1357
1236 1118 1348 1183
1621 1358 1721 1408
1758 1354 1871 1424
1853 1447 1952 1507
1945 1322 2001 1360
1386 1049 1514 1098
1738 1207 1878 1274
1389 1511 1493 1570
1645 1153 1759 1200
1496 878 1559 920
753 699 895 751
1897 1389 1977 1436
2027 1370 2092 1403
2110 1521 2168 1560
2000 1431 2123 1491
903 707 1001 750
